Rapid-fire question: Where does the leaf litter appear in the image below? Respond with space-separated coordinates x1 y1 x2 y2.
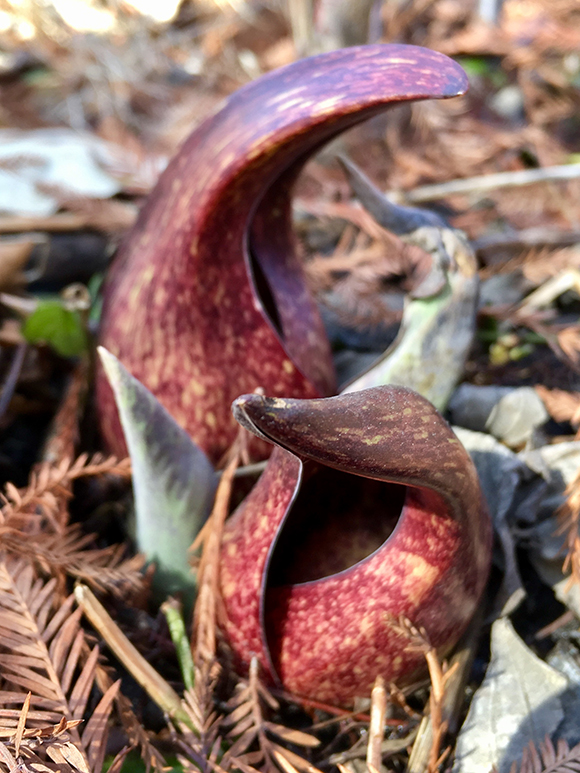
0 1 579 772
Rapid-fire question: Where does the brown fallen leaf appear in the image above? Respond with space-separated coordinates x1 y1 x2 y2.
535 385 580 426
557 326 580 367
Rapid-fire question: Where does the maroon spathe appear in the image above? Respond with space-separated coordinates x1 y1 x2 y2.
220 386 491 706
97 45 468 462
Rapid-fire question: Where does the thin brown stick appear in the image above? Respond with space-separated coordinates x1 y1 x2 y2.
0 213 89 233
366 675 387 772
397 163 580 205
74 584 191 728
424 650 456 773
13 692 30 756
42 357 89 468
390 616 459 773
535 610 575 640
192 434 241 664
270 690 376 724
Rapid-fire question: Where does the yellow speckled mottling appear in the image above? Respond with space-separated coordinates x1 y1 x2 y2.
363 435 385 446
148 371 160 391
403 407 413 416
282 359 294 374
128 264 155 308
206 412 217 428
259 515 269 530
191 380 206 397
401 553 439 606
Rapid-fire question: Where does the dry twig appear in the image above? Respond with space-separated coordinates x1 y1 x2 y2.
557 468 580 589
192 434 242 665
396 163 580 205
74 584 190 728
366 675 387 772
390 617 458 773
42 358 90 468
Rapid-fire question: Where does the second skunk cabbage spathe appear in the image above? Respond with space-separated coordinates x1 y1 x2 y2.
219 386 491 706
97 45 468 463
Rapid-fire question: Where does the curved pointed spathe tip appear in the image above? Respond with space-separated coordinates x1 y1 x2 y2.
231 394 273 443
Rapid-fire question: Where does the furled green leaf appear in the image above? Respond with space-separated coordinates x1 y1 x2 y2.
23 300 88 357
98 347 217 604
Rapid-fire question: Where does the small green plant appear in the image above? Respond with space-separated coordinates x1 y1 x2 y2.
23 299 88 357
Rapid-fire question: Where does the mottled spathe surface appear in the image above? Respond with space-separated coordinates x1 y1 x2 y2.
221 386 491 705
98 45 467 462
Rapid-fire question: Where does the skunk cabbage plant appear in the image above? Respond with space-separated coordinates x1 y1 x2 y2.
220 386 491 706
96 43 490 705
97 44 468 462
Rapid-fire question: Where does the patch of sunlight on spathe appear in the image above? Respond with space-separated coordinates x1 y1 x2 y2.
51 0 115 32
122 0 181 23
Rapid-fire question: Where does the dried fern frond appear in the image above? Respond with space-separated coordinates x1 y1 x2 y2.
535 385 580 428
177 637 320 773
509 735 580 773
0 454 131 532
0 524 144 596
174 662 229 773
0 557 118 773
0 692 90 773
42 358 89 472
94 664 166 773
390 616 456 773
222 658 321 773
